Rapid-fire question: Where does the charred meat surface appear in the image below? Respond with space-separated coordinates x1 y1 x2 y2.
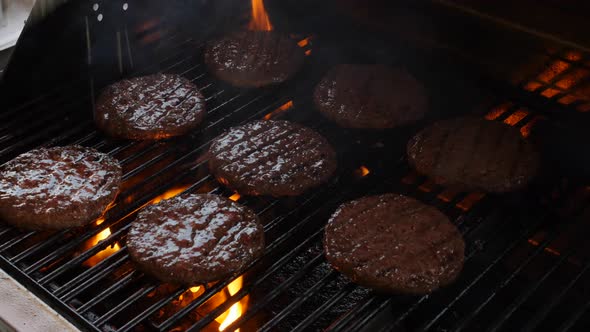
127 194 264 284
95 73 206 140
324 194 464 294
204 31 305 88
0 145 121 230
208 120 337 197
314 64 428 129
407 116 539 192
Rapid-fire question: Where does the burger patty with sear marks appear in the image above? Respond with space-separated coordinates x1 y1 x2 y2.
0 145 122 230
208 120 337 197
407 116 539 192
204 31 305 88
127 194 264 284
95 73 205 140
314 64 428 129
324 194 465 294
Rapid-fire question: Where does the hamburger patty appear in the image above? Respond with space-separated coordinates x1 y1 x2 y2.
204 31 305 88
314 64 428 129
407 117 539 192
324 194 464 294
0 145 122 230
127 194 264 284
95 73 205 140
208 120 337 196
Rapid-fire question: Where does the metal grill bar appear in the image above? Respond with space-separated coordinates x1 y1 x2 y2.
0 227 12 237
345 298 392 332
189 249 327 332
325 292 381 332
384 207 531 331
203 232 333 330
418 223 537 329
74 264 139 313
58 254 134 302
53 249 129 298
117 287 186 332
487 236 587 331
293 282 357 332
451 230 565 331
558 296 590 332
522 256 590 331
0 231 35 252
259 271 340 332
94 283 157 325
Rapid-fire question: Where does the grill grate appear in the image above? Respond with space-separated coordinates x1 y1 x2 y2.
2 3 590 332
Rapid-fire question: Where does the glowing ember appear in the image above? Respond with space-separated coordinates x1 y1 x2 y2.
297 38 310 47
437 189 459 203
229 193 241 201
564 51 582 62
248 0 273 31
503 109 529 126
305 50 312 56
540 88 561 98
216 276 245 331
537 60 569 83
485 103 511 120
150 186 190 205
456 192 486 211
555 69 589 90
418 179 437 193
263 100 294 120
520 116 543 138
190 286 201 293
523 81 542 92
558 94 579 105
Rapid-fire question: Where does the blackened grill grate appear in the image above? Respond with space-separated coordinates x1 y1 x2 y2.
2 4 590 332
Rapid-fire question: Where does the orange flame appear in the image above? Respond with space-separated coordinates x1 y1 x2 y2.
150 186 190 205
83 218 121 266
355 166 370 177
248 0 273 31
229 193 241 201
216 276 245 331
